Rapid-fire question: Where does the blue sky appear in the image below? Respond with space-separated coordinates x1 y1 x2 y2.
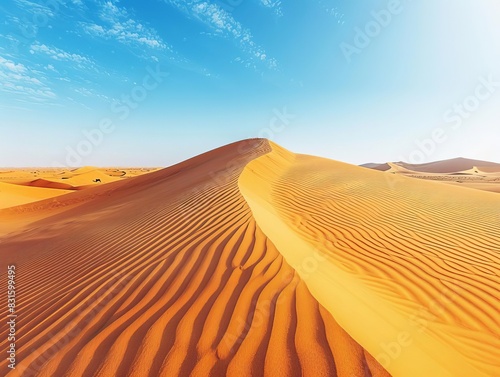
0 0 499 167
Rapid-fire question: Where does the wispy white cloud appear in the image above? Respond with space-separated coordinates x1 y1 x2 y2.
1 44 108 105
0 56 26 74
66 96 93 110
74 86 111 102
45 64 57 72
317 0 345 25
259 0 283 17
80 1 168 50
100 0 129 20
29 43 95 68
5 0 88 48
165 0 279 71
7 0 58 39
0 55 56 100
13 0 56 18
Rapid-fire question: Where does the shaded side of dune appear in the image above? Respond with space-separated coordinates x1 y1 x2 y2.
360 163 391 171
17 179 77 190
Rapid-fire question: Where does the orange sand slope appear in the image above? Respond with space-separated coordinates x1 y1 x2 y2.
362 159 500 193
240 142 499 377
0 140 389 377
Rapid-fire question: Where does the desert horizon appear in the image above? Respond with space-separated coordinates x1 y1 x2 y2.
3 154 500 169
1 144 499 212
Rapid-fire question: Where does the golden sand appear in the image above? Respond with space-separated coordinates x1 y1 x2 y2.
1 140 498 377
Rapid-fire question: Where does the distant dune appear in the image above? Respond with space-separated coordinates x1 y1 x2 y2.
476 166 500 173
362 158 500 193
360 163 391 171
0 181 72 210
0 167 158 209
395 158 500 174
19 178 76 190
0 140 498 377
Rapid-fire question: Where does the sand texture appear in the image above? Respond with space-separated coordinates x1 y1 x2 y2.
0 140 390 377
240 142 499 377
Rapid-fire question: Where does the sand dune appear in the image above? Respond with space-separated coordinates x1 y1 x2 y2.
19 179 76 190
360 163 391 171
0 167 158 186
0 140 389 377
240 142 500 377
363 160 500 193
0 167 160 210
0 182 72 210
474 166 500 174
15 169 122 189
395 157 500 174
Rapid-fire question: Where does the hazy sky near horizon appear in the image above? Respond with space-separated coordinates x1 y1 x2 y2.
1 0 499 167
